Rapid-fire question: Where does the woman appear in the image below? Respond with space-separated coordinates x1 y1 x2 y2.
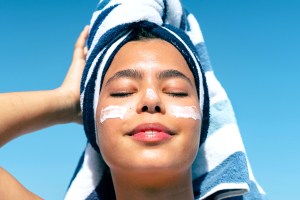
1 0 266 199
66 0 266 199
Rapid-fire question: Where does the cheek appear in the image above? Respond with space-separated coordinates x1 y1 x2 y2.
95 115 132 168
179 119 201 164
190 120 201 157
96 122 119 166
166 104 202 161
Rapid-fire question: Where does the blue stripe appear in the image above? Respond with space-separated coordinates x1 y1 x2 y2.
207 100 237 137
96 0 112 11
82 40 114 152
193 151 249 199
180 8 188 30
195 42 213 72
228 196 244 200
162 0 167 23
82 73 98 151
185 11 191 31
199 71 210 145
87 4 120 49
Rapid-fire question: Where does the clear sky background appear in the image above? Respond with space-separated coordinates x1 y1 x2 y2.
0 0 299 199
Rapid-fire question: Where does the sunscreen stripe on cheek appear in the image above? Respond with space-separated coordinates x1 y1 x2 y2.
100 105 128 123
168 105 201 120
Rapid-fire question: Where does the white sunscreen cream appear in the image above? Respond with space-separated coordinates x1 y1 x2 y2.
168 105 201 120
145 88 157 100
100 105 128 123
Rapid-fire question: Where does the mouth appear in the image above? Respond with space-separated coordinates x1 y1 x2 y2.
127 123 175 144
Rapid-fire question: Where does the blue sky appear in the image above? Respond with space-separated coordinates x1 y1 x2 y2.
0 0 299 199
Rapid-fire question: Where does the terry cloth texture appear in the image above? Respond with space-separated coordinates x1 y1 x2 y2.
65 0 267 199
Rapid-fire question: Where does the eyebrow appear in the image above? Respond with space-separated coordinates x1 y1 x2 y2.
105 68 193 87
158 69 193 86
105 69 143 86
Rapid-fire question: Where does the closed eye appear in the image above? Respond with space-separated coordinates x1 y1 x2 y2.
110 92 134 98
167 92 188 97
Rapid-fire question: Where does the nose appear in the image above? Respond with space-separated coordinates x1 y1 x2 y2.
137 88 165 114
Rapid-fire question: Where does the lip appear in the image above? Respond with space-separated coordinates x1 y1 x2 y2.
127 123 175 144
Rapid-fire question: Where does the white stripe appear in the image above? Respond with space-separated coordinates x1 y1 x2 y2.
165 0 182 27
186 14 204 44
205 71 229 105
84 48 105 90
192 124 246 178
89 0 164 52
246 157 256 181
64 144 105 200
256 183 266 195
200 183 249 200
89 10 101 35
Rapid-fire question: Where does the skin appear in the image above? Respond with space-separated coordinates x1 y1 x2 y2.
96 39 201 200
0 167 42 200
0 26 89 199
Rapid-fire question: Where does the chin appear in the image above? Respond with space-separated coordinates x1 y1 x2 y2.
117 148 193 174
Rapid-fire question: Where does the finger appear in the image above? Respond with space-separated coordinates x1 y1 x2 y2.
75 25 89 49
73 26 89 61
84 46 88 57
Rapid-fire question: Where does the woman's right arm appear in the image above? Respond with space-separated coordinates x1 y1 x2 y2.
0 26 89 147
0 167 42 200
0 26 89 199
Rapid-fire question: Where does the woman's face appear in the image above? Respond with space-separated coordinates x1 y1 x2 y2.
96 39 201 176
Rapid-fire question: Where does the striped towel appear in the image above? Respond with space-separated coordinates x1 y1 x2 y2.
65 0 267 199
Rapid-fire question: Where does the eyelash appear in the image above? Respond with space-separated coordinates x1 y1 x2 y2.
110 92 188 98
110 92 134 98
167 92 188 97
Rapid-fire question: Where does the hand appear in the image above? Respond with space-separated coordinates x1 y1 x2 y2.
57 26 89 124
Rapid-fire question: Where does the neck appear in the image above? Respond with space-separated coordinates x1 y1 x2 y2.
111 169 194 200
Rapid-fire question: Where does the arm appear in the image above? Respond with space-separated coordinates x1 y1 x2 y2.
0 26 89 147
0 167 42 200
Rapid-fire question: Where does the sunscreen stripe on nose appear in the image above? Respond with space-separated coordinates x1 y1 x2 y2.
145 88 157 100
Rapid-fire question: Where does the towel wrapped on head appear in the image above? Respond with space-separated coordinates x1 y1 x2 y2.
65 0 267 199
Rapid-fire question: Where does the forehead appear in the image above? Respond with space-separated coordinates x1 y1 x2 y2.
104 39 194 79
